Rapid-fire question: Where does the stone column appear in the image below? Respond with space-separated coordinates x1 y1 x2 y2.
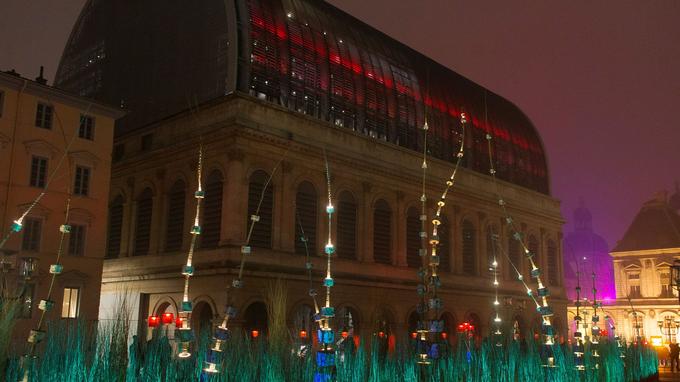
221 149 246 246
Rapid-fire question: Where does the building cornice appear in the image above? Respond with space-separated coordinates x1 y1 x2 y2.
610 247 680 258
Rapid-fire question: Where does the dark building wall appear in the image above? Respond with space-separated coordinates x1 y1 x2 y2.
55 0 549 194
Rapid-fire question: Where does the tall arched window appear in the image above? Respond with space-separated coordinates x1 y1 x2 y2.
295 181 317 255
243 301 268 336
438 215 450 272
508 235 522 282
164 179 185 252
373 199 392 264
248 170 273 249
528 234 539 273
406 207 420 268
106 195 124 258
462 220 476 275
133 188 153 256
547 239 559 285
337 191 357 260
201 170 223 249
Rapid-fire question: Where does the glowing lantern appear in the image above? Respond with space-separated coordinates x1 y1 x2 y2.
378 331 385 339
441 332 448 340
251 330 260 339
175 317 183 327
411 332 417 339
148 316 160 328
299 330 307 339
341 331 349 339
162 312 174 325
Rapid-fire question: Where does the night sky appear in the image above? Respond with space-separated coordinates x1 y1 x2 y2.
1 0 679 248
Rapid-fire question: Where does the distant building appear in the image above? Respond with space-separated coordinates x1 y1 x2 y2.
57 0 567 341
563 200 614 302
0 70 123 341
568 192 680 343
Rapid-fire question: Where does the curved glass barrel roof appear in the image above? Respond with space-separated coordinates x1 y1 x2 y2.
55 0 549 194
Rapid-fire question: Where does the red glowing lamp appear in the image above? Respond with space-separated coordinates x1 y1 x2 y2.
378 331 385 339
441 332 448 340
299 330 307 339
251 330 260 338
162 312 174 325
148 315 160 328
411 332 417 339
175 317 184 328
600 329 608 337
341 331 349 339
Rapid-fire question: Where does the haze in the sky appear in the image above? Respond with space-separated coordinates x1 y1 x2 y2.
1 0 679 247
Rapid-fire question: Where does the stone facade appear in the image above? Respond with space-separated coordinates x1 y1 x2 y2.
100 94 566 341
0 71 122 341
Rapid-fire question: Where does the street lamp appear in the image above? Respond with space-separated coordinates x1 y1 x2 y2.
657 316 680 344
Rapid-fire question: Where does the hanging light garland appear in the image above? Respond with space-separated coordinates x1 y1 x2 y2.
175 145 205 359
484 115 556 367
488 229 503 346
415 111 467 367
203 148 289 375
573 260 586 371
313 149 337 382
590 272 601 368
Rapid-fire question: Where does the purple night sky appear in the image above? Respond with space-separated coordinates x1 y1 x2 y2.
1 0 679 248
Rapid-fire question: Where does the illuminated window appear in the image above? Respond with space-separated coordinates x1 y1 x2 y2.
35 102 53 129
628 272 641 298
68 224 86 256
73 166 91 196
78 114 95 140
62 287 80 318
29 156 48 188
660 272 673 298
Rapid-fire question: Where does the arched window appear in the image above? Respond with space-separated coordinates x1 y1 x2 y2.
438 215 450 272
164 180 185 252
338 306 360 335
337 191 357 260
201 170 223 249
106 195 124 258
243 301 268 337
466 312 481 338
295 181 317 255
528 235 539 273
407 310 420 333
406 207 421 268
440 312 456 341
133 188 153 256
373 199 392 264
292 304 314 338
508 235 521 282
547 239 559 286
462 220 476 275
248 170 273 249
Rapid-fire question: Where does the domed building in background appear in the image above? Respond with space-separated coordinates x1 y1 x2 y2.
563 199 614 302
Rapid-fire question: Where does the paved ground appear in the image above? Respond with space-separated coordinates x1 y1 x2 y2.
658 369 679 381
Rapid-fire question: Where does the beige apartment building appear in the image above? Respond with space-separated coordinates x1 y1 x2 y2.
0 70 123 341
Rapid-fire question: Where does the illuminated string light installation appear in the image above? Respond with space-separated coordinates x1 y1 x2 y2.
294 209 318 358
488 230 503 346
203 149 289 375
175 145 205 359
484 112 556 367
314 149 337 382
590 272 602 368
20 198 72 382
572 260 586 371
414 111 467 367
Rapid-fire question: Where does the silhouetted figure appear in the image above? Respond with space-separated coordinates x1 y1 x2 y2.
670 342 680 372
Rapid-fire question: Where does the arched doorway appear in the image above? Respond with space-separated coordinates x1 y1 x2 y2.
243 301 268 338
192 301 214 338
